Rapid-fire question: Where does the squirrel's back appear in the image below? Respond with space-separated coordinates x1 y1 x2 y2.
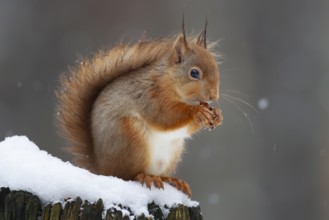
56 40 172 170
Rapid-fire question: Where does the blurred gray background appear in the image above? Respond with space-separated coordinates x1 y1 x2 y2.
1 0 329 219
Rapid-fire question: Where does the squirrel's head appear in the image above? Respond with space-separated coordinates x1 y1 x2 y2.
168 24 220 106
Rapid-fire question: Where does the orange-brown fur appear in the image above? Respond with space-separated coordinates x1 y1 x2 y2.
57 28 222 196
57 41 170 170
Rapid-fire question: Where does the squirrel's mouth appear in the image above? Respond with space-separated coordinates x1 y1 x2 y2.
184 99 213 106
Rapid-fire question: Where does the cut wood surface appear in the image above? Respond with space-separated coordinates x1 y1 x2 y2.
0 187 203 220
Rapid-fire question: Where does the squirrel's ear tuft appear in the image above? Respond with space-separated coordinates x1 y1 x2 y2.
197 18 207 49
174 34 189 63
174 16 189 63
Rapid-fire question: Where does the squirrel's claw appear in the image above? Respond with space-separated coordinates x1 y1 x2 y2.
135 173 192 197
135 173 164 190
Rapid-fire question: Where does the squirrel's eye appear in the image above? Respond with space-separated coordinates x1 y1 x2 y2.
190 69 200 79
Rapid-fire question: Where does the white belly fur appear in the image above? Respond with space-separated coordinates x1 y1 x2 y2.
146 127 190 176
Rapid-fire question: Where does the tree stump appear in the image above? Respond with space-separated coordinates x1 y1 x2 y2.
0 187 203 220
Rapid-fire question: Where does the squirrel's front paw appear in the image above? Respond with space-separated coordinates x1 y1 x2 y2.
209 106 223 130
192 105 215 130
194 102 223 130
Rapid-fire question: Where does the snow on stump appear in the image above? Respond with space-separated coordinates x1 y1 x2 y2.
0 136 203 220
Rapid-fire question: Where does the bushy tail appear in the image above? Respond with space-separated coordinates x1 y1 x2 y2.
56 40 171 170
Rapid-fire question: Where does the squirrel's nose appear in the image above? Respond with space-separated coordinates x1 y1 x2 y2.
209 94 219 101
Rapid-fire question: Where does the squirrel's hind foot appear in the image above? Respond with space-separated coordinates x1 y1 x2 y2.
135 173 192 198
160 176 192 198
135 173 164 189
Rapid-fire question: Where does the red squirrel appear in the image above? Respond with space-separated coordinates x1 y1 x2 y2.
56 21 222 197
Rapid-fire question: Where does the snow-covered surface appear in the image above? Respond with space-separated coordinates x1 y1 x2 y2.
0 136 198 217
